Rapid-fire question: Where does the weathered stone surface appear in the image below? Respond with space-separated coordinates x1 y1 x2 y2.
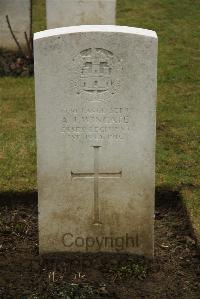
0 0 30 50
34 25 157 258
46 0 116 29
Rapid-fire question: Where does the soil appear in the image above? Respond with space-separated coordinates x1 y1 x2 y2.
0 49 33 77
0 187 199 299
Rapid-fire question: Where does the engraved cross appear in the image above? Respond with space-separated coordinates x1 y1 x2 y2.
71 146 122 225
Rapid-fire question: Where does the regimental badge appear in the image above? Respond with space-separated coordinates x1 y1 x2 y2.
71 48 123 102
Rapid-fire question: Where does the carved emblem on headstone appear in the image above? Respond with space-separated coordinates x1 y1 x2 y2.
72 48 123 101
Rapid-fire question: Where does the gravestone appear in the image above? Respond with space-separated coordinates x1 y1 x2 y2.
0 0 30 50
46 0 116 29
34 25 157 258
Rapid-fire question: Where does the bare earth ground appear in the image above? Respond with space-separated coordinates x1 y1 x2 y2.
0 188 199 299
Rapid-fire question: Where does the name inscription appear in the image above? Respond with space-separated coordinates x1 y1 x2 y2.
61 106 130 143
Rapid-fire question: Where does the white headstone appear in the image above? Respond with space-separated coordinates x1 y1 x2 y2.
46 0 116 29
34 25 157 258
0 0 30 50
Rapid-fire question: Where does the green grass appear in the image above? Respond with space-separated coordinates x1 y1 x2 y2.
0 77 36 191
110 257 148 280
117 0 200 242
32 0 46 33
0 0 46 192
0 0 200 241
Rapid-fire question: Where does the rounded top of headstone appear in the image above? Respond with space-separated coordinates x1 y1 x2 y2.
34 25 157 41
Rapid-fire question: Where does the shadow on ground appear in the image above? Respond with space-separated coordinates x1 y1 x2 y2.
0 186 198 251
0 186 199 298
0 185 197 242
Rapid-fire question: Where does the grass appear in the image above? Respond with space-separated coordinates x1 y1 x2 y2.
32 0 46 33
109 257 148 280
0 77 36 191
118 0 200 242
0 0 200 241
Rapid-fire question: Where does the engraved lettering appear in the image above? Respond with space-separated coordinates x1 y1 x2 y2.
61 106 130 143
